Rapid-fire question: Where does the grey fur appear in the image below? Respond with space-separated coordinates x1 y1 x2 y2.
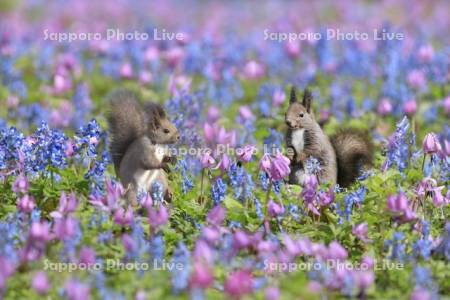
285 87 373 187
106 89 179 203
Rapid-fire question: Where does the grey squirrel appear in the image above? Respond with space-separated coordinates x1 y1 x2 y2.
285 87 373 187
107 89 180 203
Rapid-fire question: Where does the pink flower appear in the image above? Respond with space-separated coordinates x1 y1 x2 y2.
200 151 216 169
79 247 96 265
233 230 251 250
12 175 29 194
201 226 220 243
120 62 133 79
17 194 35 213
144 46 159 62
113 206 133 227
193 240 214 264
410 288 431 300
403 99 417 116
65 279 90 300
353 270 374 290
417 44 434 63
207 205 226 226
163 47 184 68
272 89 285 107
148 205 169 228
236 145 256 163
29 221 52 245
267 200 285 218
243 60 265 80
32 271 50 295
285 41 301 58
139 71 152 84
407 69 426 90
444 96 450 116
259 154 272 173
377 98 392 116
214 154 231 172
50 192 78 219
327 241 348 260
207 106 221 123
122 234 136 253
268 152 290 181
190 262 214 289
422 133 442 154
224 270 253 298
53 217 78 240
352 223 369 243
265 286 280 300
239 106 254 121
387 192 417 222
431 186 445 207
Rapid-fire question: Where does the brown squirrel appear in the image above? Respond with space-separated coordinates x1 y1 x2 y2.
285 87 373 187
107 89 180 203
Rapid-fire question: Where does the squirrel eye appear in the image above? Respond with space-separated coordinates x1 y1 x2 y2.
299 113 304 118
163 129 170 134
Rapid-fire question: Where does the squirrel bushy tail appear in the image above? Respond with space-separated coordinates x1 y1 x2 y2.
331 129 374 188
107 89 147 172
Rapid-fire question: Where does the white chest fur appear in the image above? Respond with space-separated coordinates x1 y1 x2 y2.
154 144 167 163
134 169 161 193
291 129 305 153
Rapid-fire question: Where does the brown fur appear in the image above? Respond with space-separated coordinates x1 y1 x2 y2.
285 87 373 187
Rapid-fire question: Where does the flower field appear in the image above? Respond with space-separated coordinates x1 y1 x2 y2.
0 1 449 299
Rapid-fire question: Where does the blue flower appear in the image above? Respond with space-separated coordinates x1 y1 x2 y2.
170 242 191 293
211 178 227 205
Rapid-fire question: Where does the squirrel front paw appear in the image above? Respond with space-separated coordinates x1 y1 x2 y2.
286 147 295 161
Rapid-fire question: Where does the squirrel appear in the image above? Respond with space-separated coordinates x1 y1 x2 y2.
107 89 180 204
285 87 373 188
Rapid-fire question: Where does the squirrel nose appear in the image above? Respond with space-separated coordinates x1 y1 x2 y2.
286 120 294 127
176 134 180 141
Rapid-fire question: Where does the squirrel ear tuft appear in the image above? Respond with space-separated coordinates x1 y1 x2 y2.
302 88 312 113
289 86 298 104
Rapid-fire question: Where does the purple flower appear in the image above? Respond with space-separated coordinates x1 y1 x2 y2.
50 192 78 218
407 69 426 90
417 44 434 63
403 99 417 116
17 194 36 213
12 174 29 194
113 206 133 227
207 106 221 124
65 279 90 300
422 133 442 154
120 62 133 79
353 270 374 290
190 261 213 289
272 89 285 107
377 98 392 116
214 153 231 172
327 241 348 261
31 271 50 295
207 205 226 226
264 286 280 300
444 96 450 116
268 152 290 181
243 60 264 80
236 145 256 163
53 217 78 240
224 269 253 298
352 223 370 243
239 106 254 121
29 221 52 244
267 200 285 218
79 247 96 265
259 154 272 173
410 288 431 300
200 151 216 169
233 230 251 250
148 205 169 229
